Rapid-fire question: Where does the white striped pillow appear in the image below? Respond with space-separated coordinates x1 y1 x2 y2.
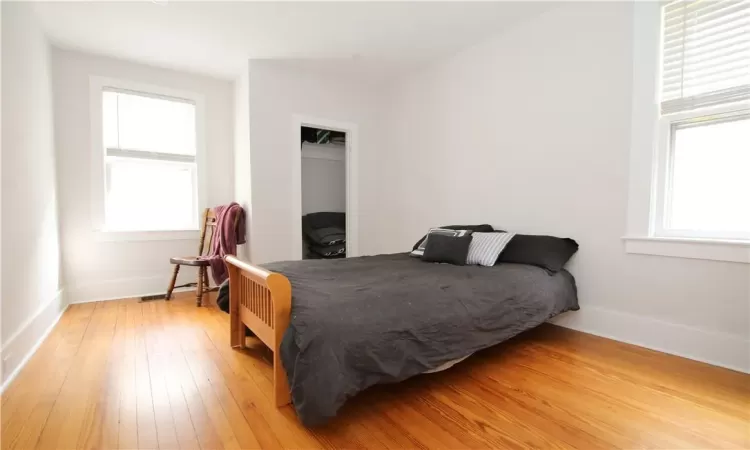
466 232 515 266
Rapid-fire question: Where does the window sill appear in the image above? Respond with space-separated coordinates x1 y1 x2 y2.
623 236 750 264
94 230 200 243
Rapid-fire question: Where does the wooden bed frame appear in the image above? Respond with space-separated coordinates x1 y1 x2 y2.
224 255 292 407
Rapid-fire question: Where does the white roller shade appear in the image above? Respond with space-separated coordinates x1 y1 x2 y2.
661 0 750 114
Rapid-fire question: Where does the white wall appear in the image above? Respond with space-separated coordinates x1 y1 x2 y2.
52 49 235 303
246 60 383 264
376 2 749 371
234 68 251 261
301 144 346 215
1 2 65 385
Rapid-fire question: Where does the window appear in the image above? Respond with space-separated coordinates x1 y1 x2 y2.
654 0 749 240
101 88 199 232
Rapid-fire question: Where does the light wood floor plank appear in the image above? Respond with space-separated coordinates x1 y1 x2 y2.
2 297 747 450
83 301 125 450
178 299 323 449
173 304 243 450
141 301 180 450
150 301 202 450
440 370 614 449
129 302 158 450
0 302 94 421
61 302 118 448
35 302 112 449
181 342 265 449
517 343 746 447
165 301 226 450
2 303 98 450
74 301 120 450
1 303 78 413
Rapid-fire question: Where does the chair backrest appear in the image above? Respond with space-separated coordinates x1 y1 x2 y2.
198 208 218 257
198 206 242 257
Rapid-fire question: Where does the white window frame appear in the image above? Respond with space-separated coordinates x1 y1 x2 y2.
89 76 207 241
624 2 750 263
653 105 750 241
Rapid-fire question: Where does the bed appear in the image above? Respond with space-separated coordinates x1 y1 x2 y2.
224 252 579 426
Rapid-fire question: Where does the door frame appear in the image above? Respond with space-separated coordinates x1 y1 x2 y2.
291 115 359 260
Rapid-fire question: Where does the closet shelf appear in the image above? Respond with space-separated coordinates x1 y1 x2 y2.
302 142 346 161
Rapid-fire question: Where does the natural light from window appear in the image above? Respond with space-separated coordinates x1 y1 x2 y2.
103 89 198 232
668 116 750 235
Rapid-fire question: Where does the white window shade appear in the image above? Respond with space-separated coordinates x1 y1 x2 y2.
661 0 750 114
103 89 196 155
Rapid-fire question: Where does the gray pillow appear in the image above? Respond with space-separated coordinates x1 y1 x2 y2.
412 224 494 251
466 232 515 266
421 234 473 266
410 228 472 257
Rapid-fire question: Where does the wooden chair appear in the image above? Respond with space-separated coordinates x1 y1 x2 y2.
166 208 217 306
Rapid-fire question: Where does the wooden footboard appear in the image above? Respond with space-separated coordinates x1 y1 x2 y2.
224 255 292 407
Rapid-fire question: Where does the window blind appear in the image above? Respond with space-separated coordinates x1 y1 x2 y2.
661 0 750 114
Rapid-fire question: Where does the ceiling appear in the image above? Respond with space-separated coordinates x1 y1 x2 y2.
34 1 556 83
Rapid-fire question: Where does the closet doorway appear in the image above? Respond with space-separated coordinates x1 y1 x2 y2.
291 116 358 261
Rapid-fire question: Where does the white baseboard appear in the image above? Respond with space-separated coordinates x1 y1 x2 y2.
1 288 69 392
68 270 200 304
551 306 750 374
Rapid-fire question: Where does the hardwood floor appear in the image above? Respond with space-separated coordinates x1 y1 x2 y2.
2 297 748 449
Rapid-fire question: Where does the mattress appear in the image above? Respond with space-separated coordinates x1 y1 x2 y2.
262 253 579 426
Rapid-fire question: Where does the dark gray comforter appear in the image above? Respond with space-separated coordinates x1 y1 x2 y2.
262 253 579 426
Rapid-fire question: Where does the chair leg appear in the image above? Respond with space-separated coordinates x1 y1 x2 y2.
203 268 210 292
196 267 204 307
166 264 180 300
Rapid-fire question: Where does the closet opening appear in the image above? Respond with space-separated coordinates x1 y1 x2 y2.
292 116 358 261
300 125 347 260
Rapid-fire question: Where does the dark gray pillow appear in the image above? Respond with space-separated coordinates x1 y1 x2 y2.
303 212 345 229
411 227 473 257
306 227 346 246
496 234 578 273
412 224 494 251
421 234 473 266
309 243 346 257
302 213 346 246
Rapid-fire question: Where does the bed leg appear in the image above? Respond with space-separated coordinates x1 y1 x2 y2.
273 351 291 407
231 315 244 349
228 267 244 349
